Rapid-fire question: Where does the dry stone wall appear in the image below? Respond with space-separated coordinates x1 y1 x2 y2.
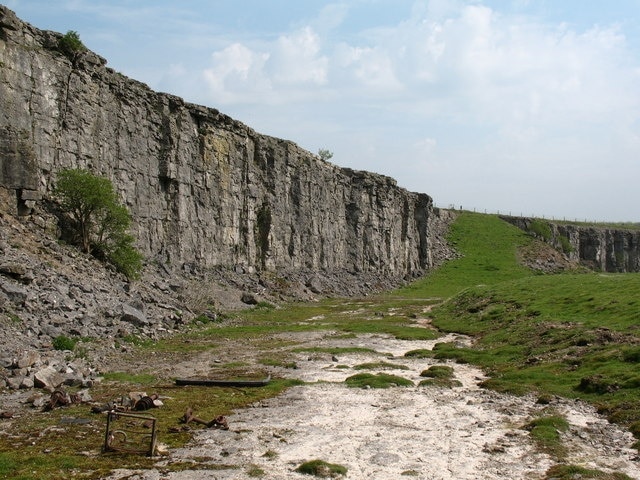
0 6 448 279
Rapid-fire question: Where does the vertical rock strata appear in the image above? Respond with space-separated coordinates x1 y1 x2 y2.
0 6 443 279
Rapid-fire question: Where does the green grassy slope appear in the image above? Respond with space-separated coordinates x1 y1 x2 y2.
395 211 535 299
403 212 640 441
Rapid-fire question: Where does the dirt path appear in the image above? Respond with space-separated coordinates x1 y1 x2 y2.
105 333 640 479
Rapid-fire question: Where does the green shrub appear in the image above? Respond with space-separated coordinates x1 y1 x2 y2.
544 464 634 480
58 30 85 59
525 414 569 457
529 219 552 241
108 236 143 280
419 365 462 388
404 349 432 358
53 169 143 279
558 235 574 254
418 377 462 388
52 335 77 351
317 149 333 161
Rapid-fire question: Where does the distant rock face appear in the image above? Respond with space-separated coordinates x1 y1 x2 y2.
0 5 450 278
501 216 640 273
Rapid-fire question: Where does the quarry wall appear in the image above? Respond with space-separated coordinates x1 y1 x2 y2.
501 216 640 273
2 6 636 279
0 6 452 280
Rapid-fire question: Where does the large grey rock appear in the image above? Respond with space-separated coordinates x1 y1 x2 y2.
0 262 27 277
241 292 259 305
121 304 149 327
19 376 34 389
34 365 65 390
6 376 22 390
0 281 28 304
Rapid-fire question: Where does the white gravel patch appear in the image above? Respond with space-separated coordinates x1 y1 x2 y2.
104 334 640 480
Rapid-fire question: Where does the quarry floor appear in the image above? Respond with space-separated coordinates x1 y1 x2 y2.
104 331 640 480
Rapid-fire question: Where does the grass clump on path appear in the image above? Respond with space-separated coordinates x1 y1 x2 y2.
418 365 462 388
345 372 413 388
295 459 348 477
524 414 570 458
544 464 635 480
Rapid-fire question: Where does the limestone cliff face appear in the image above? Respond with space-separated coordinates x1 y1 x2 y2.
501 216 640 273
0 6 446 278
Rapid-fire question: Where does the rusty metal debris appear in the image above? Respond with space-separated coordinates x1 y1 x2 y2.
134 394 160 411
43 389 83 411
91 392 162 414
103 411 157 456
178 407 229 430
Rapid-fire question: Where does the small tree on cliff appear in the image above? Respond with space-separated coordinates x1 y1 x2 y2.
57 30 86 62
318 148 333 161
53 168 142 279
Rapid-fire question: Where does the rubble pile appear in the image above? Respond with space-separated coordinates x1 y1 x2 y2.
0 209 191 393
0 206 440 400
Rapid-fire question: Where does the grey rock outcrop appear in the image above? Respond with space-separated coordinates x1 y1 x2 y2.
501 216 640 273
0 5 450 280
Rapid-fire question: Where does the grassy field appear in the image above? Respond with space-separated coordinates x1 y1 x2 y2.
1 211 639 479
415 214 640 439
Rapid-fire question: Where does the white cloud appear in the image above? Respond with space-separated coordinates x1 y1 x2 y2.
177 1 640 219
202 43 271 103
335 44 403 92
314 3 349 32
267 27 328 86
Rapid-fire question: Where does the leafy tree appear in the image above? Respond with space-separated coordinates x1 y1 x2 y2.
53 168 142 279
318 148 333 161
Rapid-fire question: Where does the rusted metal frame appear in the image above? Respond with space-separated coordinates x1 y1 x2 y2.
103 411 157 456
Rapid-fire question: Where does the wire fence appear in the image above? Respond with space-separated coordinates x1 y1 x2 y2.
436 205 640 228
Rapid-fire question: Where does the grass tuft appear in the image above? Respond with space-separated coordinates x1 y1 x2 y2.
295 459 348 477
344 373 413 388
544 464 635 480
524 414 570 458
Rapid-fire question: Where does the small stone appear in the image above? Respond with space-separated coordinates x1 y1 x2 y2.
16 350 40 369
241 292 259 305
19 376 35 389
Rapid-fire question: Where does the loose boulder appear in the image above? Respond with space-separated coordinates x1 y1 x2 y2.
34 365 65 391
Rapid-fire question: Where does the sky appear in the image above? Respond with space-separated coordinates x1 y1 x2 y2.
5 0 640 222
